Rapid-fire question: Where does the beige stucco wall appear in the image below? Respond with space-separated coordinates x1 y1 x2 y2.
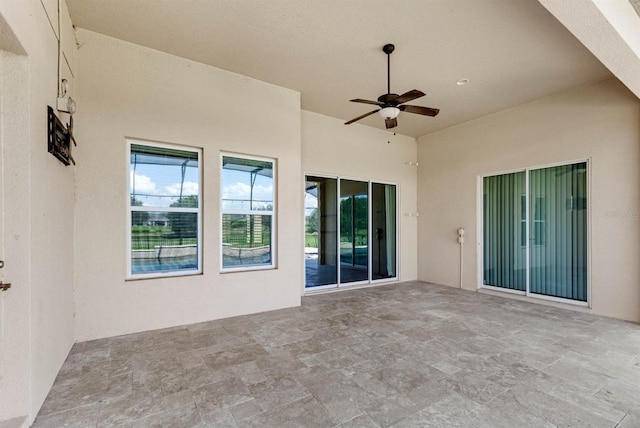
73 29 302 341
417 78 640 322
301 111 419 284
0 0 76 422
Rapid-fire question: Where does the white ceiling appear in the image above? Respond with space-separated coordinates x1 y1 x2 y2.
66 0 616 138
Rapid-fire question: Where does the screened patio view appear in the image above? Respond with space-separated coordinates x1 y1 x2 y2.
305 176 397 289
221 156 274 269
129 144 200 275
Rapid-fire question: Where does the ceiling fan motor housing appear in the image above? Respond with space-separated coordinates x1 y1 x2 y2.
377 93 400 105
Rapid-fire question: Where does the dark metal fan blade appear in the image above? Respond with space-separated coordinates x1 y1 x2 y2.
399 104 440 117
350 98 384 106
385 117 397 129
392 89 425 104
345 109 379 125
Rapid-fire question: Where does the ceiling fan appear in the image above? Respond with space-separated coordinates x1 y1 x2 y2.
344 44 440 129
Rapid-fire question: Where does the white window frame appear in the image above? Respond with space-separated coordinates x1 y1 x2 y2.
220 153 277 272
126 139 202 279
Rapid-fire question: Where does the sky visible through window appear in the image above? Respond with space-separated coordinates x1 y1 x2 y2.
130 161 199 208
221 157 274 211
130 151 275 210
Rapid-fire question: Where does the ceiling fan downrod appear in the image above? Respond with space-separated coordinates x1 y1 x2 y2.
383 44 394 95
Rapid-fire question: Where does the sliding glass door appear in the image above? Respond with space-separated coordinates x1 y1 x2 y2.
482 162 588 303
483 171 526 291
304 175 397 289
529 163 587 301
305 177 338 288
372 183 396 280
340 180 369 284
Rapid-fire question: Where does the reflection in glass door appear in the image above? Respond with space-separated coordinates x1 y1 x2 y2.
305 177 337 288
340 180 369 284
304 175 397 289
372 183 396 280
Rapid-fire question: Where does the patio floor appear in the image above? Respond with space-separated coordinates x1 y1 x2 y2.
33 281 640 427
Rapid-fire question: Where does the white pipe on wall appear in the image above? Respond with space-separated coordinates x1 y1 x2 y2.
458 227 465 288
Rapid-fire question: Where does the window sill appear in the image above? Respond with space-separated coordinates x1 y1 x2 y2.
126 270 202 281
220 265 276 274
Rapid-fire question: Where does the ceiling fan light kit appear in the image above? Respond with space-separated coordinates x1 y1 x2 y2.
378 106 400 120
345 43 440 130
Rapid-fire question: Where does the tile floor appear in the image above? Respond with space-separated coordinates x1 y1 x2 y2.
33 282 640 427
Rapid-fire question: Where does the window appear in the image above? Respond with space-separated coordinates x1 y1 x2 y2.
128 141 201 277
221 154 275 270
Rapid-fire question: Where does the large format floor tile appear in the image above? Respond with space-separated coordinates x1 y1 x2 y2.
33 282 640 427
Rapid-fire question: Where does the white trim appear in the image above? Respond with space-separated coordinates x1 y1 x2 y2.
368 180 372 283
336 176 342 287
130 206 199 213
370 277 399 286
220 152 276 272
477 288 593 313
304 283 340 293
586 158 592 308
306 279 400 296
525 169 530 295
480 284 525 296
478 157 591 178
476 175 483 290
220 264 276 274
478 167 526 179
529 292 589 307
222 209 274 216
126 140 132 278
126 138 203 279
338 279 371 289
125 269 201 281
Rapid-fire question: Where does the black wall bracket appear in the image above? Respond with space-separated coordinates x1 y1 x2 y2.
47 106 76 166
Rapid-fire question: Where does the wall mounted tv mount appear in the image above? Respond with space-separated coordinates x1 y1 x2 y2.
47 106 76 166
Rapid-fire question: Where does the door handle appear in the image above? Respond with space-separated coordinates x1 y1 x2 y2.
0 282 11 291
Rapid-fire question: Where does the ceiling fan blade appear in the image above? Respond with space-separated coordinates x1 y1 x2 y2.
385 117 398 129
392 89 425 104
399 104 440 117
345 109 379 125
350 98 384 106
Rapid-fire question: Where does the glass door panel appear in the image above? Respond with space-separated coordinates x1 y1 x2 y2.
305 176 338 288
483 172 526 290
372 183 396 280
529 163 587 301
340 180 369 284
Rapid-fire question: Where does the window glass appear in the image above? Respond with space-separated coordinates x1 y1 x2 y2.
339 179 368 283
222 155 275 270
129 142 201 277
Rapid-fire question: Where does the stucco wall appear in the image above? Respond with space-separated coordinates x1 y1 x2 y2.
417 78 640 322
0 0 76 422
301 111 419 284
73 29 302 341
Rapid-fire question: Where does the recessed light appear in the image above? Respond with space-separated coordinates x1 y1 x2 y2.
456 78 469 86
